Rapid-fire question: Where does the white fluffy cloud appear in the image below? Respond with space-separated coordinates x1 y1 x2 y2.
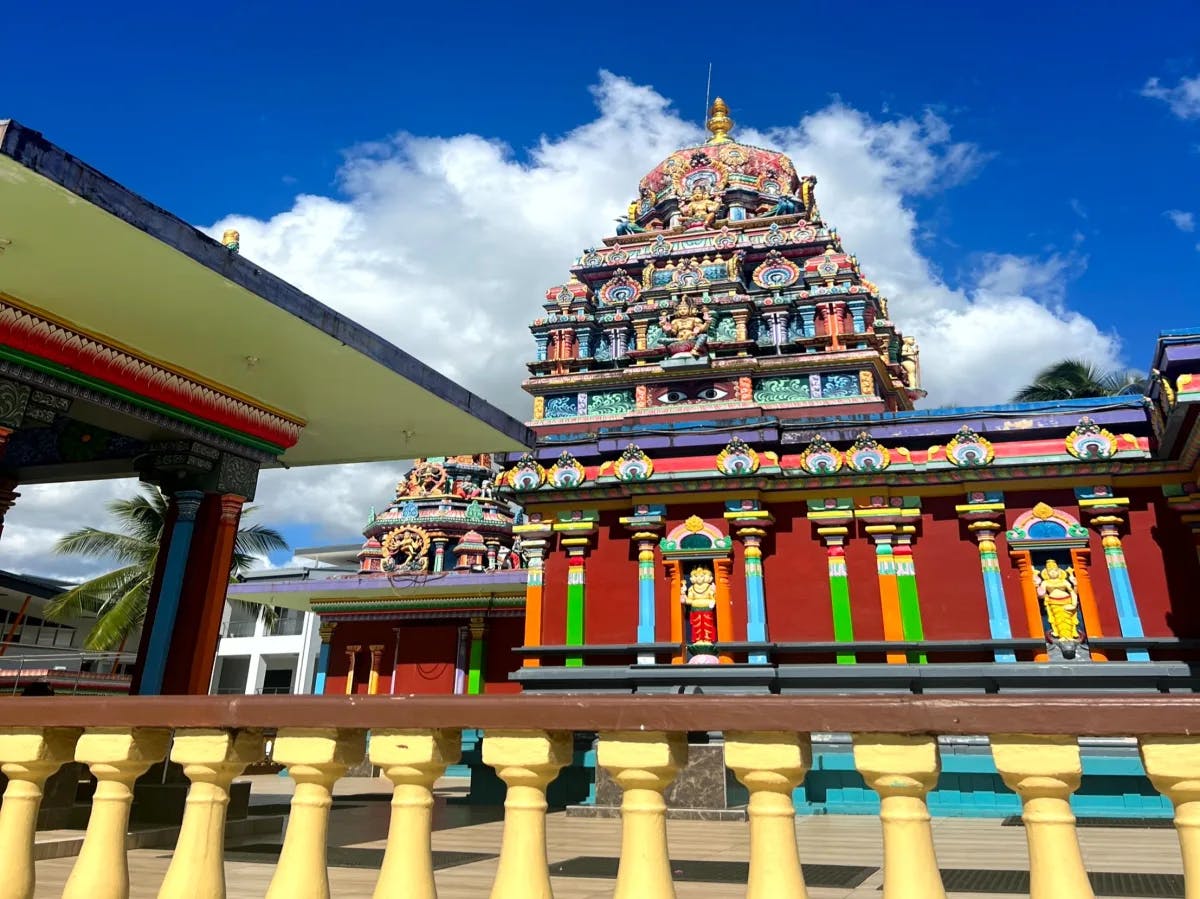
4 73 1124 577
1166 209 1196 232
1143 74 1200 120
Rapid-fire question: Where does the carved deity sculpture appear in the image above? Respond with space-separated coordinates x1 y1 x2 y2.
684 564 717 646
800 175 819 219
900 336 921 390
756 194 801 218
678 185 721 229
221 229 240 253
1035 559 1083 654
657 296 712 358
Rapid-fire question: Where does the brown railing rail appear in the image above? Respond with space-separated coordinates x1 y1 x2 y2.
4 692 1200 735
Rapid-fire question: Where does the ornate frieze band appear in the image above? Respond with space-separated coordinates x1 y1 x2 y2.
0 294 304 451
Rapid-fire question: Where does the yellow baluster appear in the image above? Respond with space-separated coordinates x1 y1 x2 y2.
725 731 811 899
991 735 1094 899
484 729 572 899
852 733 947 899
370 728 461 899
0 727 80 899
158 729 264 899
265 727 366 899
62 727 171 899
1141 736 1200 899
598 730 686 899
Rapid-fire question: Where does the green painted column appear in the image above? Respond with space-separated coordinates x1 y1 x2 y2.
565 547 586 667
466 617 486 694
894 533 927 664
819 527 856 664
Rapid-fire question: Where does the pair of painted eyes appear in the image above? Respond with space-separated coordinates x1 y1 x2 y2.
658 385 729 404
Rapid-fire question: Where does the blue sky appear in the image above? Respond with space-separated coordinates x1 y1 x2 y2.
9 2 1200 364
5 1 1200 573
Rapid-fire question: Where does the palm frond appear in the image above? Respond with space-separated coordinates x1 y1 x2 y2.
232 524 289 575
105 487 168 542
54 528 155 564
44 564 147 622
83 576 151 651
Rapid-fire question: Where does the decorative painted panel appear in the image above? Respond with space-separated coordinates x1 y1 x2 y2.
544 395 580 418
821 373 860 398
587 390 636 416
754 377 811 403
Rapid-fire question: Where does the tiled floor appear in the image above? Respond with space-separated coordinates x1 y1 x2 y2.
29 776 1188 898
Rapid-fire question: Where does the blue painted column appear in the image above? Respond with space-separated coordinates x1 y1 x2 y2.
312 622 336 694
138 490 204 695
634 534 657 650
1094 519 1150 662
741 530 768 664
956 495 1016 663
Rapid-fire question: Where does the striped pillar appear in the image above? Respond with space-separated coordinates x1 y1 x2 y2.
739 528 769 664
137 489 204 695
344 644 360 695
563 541 590 667
1092 515 1149 661
969 522 1016 662
312 622 337 694
367 644 384 695
634 533 658 663
817 527 855 664
453 624 468 694
433 538 448 573
518 534 549 668
467 617 486 694
867 527 906 664
893 530 927 663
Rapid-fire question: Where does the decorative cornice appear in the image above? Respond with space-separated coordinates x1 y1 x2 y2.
0 293 304 450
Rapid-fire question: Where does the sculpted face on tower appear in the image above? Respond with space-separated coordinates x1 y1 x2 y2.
648 379 736 407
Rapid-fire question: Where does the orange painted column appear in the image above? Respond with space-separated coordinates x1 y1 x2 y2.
0 594 31 656
867 528 906 663
713 559 734 665
188 495 246 694
519 536 550 668
667 561 684 664
1011 551 1047 660
1070 547 1107 661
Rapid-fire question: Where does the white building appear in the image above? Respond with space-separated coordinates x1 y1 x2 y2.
209 546 358 695
0 569 135 693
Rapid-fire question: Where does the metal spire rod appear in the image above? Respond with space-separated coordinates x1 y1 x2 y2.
705 62 713 122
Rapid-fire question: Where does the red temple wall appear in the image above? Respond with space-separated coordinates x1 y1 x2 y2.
844 535 886 641
914 497 995 640
761 503 833 640
1122 488 1200 637
584 511 639 644
542 549 568 647
484 617 525 693
390 623 458 695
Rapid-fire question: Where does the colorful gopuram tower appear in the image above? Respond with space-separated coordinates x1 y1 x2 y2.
501 99 1200 704
311 455 527 697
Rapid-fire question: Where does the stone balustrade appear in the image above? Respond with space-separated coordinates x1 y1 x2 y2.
2 694 1200 898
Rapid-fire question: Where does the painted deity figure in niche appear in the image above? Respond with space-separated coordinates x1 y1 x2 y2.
657 296 712 358
677 184 721 229
1035 559 1084 658
900 336 921 390
684 564 718 647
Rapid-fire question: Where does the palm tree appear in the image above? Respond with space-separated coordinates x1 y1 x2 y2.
1012 359 1148 402
44 486 288 651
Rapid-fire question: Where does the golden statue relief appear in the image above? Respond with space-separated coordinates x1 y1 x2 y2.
1034 559 1082 643
678 185 721 229
684 564 717 645
900 336 921 390
658 296 712 357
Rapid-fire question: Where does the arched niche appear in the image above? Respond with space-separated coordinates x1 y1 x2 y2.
659 516 734 664
1006 502 1104 661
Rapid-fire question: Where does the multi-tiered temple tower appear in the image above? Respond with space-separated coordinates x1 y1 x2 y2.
524 97 921 438
500 100 1195 699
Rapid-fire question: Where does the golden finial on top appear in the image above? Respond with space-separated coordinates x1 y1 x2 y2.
706 97 733 144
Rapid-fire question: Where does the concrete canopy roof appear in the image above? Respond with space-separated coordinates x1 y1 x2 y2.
0 120 532 466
